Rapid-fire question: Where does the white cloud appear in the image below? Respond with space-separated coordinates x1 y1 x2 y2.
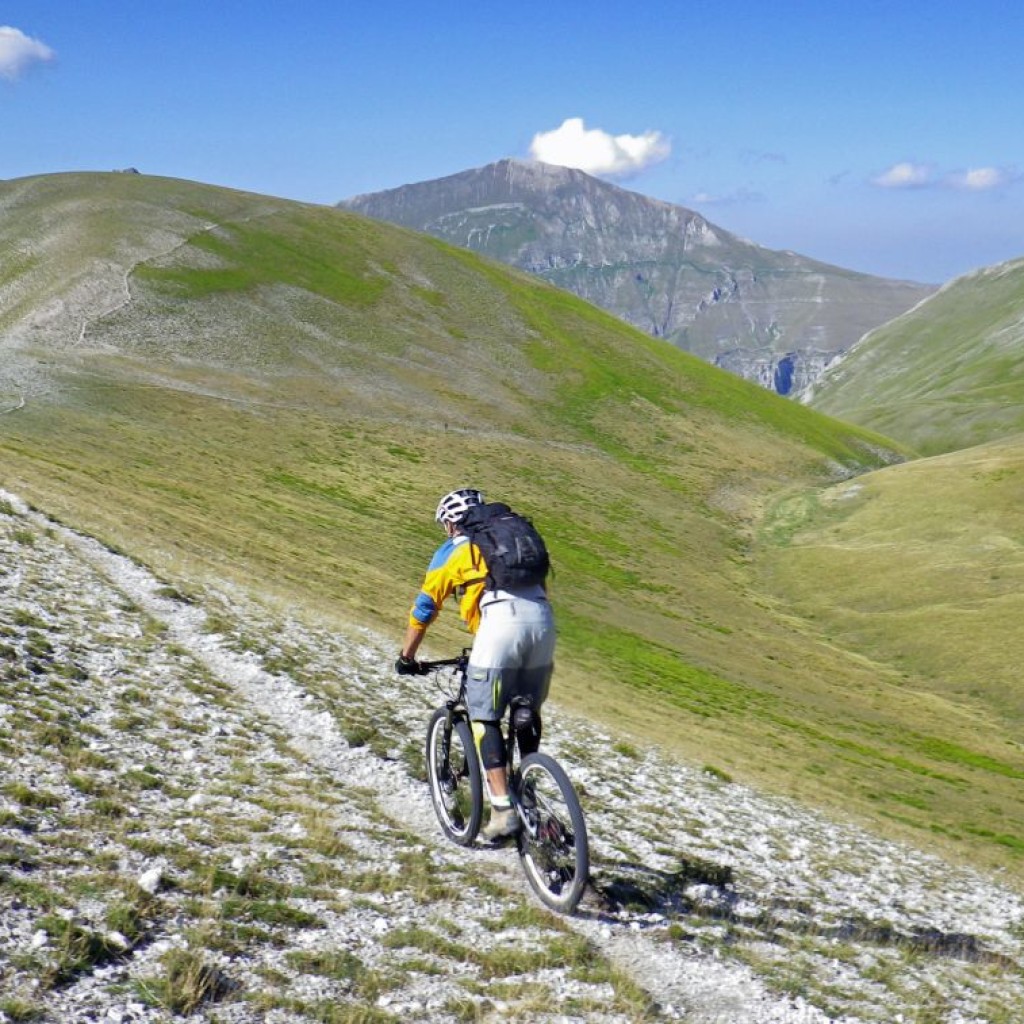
946 166 1011 191
871 160 1017 192
689 187 764 206
528 117 670 178
871 162 933 189
0 25 55 81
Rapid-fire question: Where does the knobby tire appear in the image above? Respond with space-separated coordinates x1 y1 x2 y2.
515 751 589 913
425 708 483 846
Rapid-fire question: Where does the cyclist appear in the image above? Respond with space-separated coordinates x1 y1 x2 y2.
396 487 555 840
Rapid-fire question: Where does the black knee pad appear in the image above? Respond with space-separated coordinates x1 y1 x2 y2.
474 720 505 771
512 704 542 757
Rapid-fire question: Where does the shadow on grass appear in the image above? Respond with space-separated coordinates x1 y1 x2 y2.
585 854 1015 967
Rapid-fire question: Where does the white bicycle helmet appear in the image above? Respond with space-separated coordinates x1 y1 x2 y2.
435 488 484 526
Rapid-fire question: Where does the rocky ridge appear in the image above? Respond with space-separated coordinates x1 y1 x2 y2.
340 160 934 396
2 490 1023 1023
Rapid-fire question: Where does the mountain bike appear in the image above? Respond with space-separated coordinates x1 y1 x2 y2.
420 651 589 914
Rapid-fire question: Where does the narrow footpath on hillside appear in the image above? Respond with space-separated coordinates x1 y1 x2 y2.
2 488 1023 1023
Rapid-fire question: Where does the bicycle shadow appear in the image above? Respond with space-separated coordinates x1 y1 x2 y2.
581 853 1012 967
584 852 732 921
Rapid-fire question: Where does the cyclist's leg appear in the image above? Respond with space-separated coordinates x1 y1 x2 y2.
469 719 505 774
470 718 509 807
505 598 555 753
465 666 509 803
467 602 522 833
468 597 554 798
466 701 517 838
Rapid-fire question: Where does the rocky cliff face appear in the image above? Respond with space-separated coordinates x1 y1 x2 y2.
341 160 934 395
717 347 844 395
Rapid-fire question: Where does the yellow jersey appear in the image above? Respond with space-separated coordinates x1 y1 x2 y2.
408 534 488 635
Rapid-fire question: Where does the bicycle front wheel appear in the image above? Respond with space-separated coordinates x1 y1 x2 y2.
425 709 483 846
515 751 589 913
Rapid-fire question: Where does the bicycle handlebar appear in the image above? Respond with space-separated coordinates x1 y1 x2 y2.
416 652 469 671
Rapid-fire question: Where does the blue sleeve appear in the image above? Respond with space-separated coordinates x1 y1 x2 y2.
410 538 457 625
411 592 436 624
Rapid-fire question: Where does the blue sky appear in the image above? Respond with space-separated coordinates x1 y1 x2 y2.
3 1 1022 284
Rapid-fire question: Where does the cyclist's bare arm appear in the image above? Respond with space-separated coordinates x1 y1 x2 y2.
400 622 427 661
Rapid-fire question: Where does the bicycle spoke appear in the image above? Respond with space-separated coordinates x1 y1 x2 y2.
515 752 589 913
425 709 482 846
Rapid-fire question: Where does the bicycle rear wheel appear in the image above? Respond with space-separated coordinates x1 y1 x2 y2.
425 709 483 846
515 751 589 913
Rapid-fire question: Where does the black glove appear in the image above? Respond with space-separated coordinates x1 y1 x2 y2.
395 654 424 676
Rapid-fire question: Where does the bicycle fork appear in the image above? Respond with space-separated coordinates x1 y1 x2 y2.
438 705 464 804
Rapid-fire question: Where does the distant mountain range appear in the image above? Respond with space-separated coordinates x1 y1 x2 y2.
340 159 934 395
804 255 1024 454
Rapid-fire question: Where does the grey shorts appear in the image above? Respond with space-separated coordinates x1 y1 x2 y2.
466 594 555 722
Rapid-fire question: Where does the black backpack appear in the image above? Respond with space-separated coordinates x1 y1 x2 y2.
459 502 550 591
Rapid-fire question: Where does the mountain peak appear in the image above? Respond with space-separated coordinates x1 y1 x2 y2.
340 163 934 395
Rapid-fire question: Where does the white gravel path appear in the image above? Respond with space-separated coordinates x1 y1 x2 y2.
2 488 1022 1023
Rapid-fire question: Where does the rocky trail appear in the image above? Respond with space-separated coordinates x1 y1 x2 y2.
2 489 1022 1023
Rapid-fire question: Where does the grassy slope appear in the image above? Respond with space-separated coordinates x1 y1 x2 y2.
806 257 1024 455
2 172 1022 876
757 438 1024 856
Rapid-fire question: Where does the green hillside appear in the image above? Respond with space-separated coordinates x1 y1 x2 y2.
806 257 1024 454
760 439 1024 701
2 172 1023 876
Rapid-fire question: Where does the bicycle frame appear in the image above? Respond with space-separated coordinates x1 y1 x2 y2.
419 651 540 827
419 650 589 913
